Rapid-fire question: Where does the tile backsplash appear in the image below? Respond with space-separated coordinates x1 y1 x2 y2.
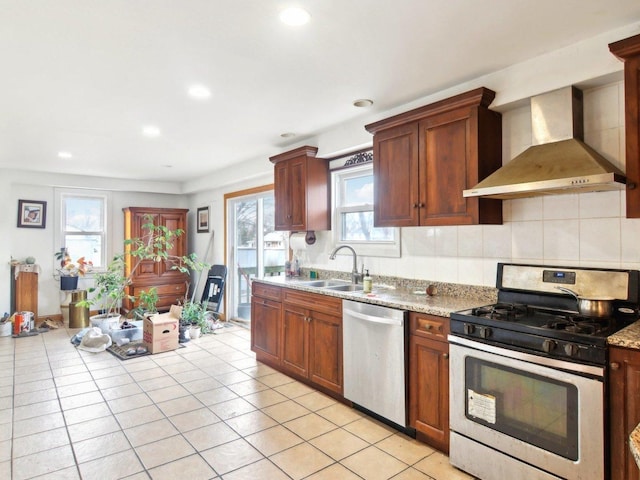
302 80 640 287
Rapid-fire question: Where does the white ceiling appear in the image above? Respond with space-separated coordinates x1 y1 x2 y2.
2 0 640 183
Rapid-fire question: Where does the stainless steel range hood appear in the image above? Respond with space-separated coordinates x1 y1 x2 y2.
463 86 626 199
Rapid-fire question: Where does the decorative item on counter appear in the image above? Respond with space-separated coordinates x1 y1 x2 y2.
426 284 438 296
25 256 36 265
363 270 373 294
310 270 318 279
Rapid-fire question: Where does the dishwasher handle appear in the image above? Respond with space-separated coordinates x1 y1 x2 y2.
344 308 404 326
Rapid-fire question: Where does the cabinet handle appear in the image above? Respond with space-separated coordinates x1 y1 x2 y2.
610 362 620 370
418 202 425 208
413 203 419 208
423 324 433 330
443 353 449 359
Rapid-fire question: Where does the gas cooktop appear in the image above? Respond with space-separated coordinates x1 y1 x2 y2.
450 264 640 366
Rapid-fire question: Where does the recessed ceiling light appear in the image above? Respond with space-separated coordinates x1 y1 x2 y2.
142 125 161 137
188 85 211 99
279 7 311 26
353 99 374 108
57 151 73 159
280 132 296 138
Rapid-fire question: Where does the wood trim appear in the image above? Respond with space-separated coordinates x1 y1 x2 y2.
269 146 318 164
365 87 496 134
610 33 640 60
223 183 274 317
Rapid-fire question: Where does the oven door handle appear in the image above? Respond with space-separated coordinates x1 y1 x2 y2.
447 334 604 378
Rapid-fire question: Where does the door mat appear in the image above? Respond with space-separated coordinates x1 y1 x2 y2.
106 342 185 361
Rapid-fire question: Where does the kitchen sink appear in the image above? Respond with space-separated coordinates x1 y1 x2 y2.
324 284 364 292
298 280 348 288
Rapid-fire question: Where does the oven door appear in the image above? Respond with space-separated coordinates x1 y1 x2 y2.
448 335 604 480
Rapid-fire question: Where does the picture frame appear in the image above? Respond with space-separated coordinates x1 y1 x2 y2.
17 199 47 229
197 206 209 233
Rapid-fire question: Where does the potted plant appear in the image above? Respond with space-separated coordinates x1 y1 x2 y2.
78 216 208 333
179 299 210 339
54 249 92 290
130 287 159 320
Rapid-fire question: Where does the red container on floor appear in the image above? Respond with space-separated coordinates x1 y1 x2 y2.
13 313 23 335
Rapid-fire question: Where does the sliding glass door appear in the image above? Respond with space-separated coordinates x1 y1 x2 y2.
226 188 286 323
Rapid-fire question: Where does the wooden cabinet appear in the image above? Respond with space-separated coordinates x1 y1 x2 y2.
409 312 450 453
251 283 282 365
610 34 640 218
122 207 189 312
281 288 343 394
608 345 640 480
270 146 330 232
12 268 38 319
250 283 343 395
366 87 503 227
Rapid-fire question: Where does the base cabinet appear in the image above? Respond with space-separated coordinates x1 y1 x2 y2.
409 312 450 453
250 283 343 395
609 345 640 480
282 289 343 394
250 283 282 365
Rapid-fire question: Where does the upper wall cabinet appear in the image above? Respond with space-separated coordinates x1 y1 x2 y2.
610 34 640 218
365 87 503 227
270 146 330 232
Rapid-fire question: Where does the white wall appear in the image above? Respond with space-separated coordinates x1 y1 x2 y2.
4 174 188 317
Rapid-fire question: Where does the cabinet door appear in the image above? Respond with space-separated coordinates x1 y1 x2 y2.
609 346 640 480
281 303 309 377
158 210 188 281
373 123 420 227
309 310 342 394
419 109 472 226
409 334 449 453
129 212 161 281
251 296 282 365
287 157 307 231
274 160 292 230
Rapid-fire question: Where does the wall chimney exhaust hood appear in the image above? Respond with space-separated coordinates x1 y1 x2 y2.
463 86 626 200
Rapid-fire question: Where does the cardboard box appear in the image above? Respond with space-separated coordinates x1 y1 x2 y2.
143 305 180 353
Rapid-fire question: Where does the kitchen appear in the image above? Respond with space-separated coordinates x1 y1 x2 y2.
3 2 640 479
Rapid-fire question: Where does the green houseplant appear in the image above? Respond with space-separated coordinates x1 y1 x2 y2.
79 216 208 331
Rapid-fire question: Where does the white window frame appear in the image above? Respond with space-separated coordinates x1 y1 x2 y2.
331 162 401 258
54 188 112 273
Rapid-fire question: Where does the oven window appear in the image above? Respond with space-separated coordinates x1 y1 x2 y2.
465 357 579 460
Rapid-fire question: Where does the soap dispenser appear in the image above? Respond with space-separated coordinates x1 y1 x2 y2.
363 269 373 293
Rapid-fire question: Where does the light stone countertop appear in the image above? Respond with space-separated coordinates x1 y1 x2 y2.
253 275 492 317
607 320 640 349
631 424 640 471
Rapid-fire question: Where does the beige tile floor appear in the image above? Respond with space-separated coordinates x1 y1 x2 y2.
0 323 474 480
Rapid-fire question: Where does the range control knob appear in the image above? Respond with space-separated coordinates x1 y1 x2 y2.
564 343 579 356
463 324 475 335
478 326 492 339
542 339 557 353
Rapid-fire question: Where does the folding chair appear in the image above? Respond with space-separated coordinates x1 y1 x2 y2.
200 264 227 319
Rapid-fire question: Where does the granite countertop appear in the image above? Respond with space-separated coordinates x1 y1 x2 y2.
631 424 640 470
607 320 640 350
253 275 491 317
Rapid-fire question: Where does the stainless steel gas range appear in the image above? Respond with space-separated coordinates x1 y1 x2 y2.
448 263 640 480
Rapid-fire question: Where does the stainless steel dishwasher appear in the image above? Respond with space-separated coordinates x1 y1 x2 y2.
342 299 408 428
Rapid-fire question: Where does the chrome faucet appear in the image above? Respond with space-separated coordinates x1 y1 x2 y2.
329 245 363 284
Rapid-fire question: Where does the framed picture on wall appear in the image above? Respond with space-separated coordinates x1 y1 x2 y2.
197 206 209 233
17 199 47 229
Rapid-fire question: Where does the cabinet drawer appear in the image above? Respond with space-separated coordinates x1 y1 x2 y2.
410 312 449 340
134 283 186 296
252 282 282 301
283 288 342 316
